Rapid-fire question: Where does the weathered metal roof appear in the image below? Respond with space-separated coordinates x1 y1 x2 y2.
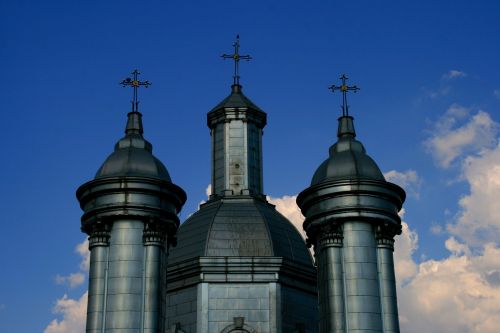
94 111 171 181
311 116 384 185
169 197 313 266
209 84 263 112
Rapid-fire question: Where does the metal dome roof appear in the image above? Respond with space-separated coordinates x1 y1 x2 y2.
169 197 314 266
94 111 171 181
310 116 385 186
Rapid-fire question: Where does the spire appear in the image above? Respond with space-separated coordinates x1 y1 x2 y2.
221 35 252 86
120 70 151 135
329 74 360 138
125 111 144 135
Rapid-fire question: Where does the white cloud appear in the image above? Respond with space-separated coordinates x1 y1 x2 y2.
76 239 90 272
267 194 306 239
44 292 87 333
384 169 421 198
447 142 500 247
397 237 500 333
55 273 85 289
424 104 498 168
442 70 467 80
54 239 89 289
46 239 89 332
494 89 500 99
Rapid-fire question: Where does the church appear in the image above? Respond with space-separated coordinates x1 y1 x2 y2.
76 37 405 333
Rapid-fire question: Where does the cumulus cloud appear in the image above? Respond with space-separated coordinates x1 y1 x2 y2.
46 239 89 332
44 292 87 333
55 273 85 289
54 239 89 288
384 169 421 199
424 104 498 168
267 194 306 239
397 238 500 333
442 70 467 80
447 142 500 247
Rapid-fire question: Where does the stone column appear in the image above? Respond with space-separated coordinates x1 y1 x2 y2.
142 219 167 333
86 221 110 333
316 225 345 333
343 222 383 333
376 226 400 333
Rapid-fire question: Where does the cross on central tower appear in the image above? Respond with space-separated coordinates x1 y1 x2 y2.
120 69 151 112
221 35 252 86
329 74 360 117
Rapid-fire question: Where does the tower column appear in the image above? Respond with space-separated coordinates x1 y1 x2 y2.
342 222 382 333
86 222 110 333
142 220 167 333
77 76 186 333
376 226 400 333
297 76 405 333
316 225 345 333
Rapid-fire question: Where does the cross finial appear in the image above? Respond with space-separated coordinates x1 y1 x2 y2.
221 35 252 86
329 74 360 117
120 69 151 112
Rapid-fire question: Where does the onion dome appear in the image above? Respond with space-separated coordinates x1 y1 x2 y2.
77 110 186 235
95 111 171 181
311 116 384 185
297 76 405 246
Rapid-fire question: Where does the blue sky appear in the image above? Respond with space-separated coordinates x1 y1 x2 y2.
1 1 500 332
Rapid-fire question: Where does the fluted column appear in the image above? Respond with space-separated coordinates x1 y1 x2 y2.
376 226 400 333
86 220 110 333
316 225 345 333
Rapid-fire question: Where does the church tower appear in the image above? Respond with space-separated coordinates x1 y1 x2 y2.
77 71 186 333
165 37 318 333
297 75 405 333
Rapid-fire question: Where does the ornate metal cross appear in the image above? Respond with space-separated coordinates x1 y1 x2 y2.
120 69 151 112
329 74 360 117
221 35 252 85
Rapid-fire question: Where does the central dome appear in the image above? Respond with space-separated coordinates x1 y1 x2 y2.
169 197 313 266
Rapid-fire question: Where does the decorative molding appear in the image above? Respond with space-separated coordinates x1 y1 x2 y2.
143 217 167 247
375 223 397 250
318 224 343 249
88 218 110 248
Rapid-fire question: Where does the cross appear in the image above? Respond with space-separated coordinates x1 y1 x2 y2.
120 69 151 112
329 74 360 117
221 35 252 85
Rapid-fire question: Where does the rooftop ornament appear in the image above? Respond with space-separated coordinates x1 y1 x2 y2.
329 74 360 117
221 35 252 86
120 69 151 113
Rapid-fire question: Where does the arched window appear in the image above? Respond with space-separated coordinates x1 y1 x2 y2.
220 317 257 333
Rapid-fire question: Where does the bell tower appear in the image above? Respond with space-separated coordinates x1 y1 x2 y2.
77 70 186 333
297 75 405 333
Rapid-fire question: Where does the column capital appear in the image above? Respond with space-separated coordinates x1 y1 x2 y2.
143 217 167 247
375 223 399 250
88 218 110 248
318 224 343 248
